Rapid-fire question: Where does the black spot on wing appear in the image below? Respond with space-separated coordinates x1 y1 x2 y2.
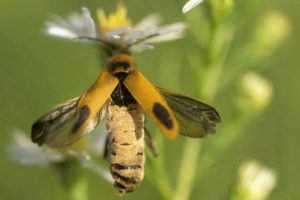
152 102 173 129
72 105 90 133
31 121 46 145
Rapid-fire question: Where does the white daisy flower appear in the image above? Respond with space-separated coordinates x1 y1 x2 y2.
8 129 64 166
182 0 205 13
45 4 187 54
8 128 112 183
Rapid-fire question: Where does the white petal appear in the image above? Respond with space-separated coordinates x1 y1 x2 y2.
52 15 73 30
130 43 154 52
134 14 162 31
106 27 131 39
46 26 78 39
111 34 121 39
68 14 86 29
124 31 144 43
45 8 97 41
182 0 204 13
146 22 187 43
124 26 159 44
81 7 97 37
143 25 159 37
7 130 64 166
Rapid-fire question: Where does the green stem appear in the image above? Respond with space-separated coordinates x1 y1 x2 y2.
154 159 174 200
173 140 202 200
69 177 89 200
146 135 174 200
172 10 236 200
200 62 223 101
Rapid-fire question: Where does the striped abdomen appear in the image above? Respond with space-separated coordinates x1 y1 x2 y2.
106 103 145 195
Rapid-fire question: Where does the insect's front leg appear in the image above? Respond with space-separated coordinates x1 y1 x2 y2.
144 128 159 157
103 135 110 161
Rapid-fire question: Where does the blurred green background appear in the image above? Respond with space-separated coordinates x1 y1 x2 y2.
0 0 299 199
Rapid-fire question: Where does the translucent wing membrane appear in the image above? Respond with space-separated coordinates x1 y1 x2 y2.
32 68 119 147
157 87 221 138
31 97 105 147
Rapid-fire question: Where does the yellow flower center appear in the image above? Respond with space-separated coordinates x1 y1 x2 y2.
97 4 132 34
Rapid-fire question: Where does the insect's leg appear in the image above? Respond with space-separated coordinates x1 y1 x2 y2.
144 128 159 157
103 135 110 161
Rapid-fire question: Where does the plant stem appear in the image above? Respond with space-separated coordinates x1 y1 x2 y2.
146 135 174 200
154 160 174 200
69 177 89 200
173 140 202 200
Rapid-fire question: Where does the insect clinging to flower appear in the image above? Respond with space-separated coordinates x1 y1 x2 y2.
32 4 221 195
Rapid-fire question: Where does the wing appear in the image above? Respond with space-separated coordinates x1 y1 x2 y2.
31 96 104 147
31 68 119 147
157 87 221 138
123 69 178 139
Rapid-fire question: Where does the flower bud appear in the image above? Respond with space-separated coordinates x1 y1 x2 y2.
248 10 291 60
240 72 273 112
237 161 277 200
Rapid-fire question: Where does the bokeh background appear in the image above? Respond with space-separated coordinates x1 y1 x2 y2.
0 0 299 200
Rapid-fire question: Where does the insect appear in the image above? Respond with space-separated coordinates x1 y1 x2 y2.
31 6 221 195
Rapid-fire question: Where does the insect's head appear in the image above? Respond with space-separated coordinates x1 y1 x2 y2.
107 53 136 77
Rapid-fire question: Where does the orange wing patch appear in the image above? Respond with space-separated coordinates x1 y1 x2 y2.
123 69 178 139
74 68 119 134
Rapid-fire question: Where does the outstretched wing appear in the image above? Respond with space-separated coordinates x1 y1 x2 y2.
31 68 119 147
157 87 221 138
31 97 104 147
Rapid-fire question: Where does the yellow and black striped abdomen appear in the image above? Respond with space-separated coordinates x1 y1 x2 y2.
106 103 145 195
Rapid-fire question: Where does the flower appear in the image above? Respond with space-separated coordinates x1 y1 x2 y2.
45 4 187 53
240 72 273 112
182 0 205 13
237 161 277 200
247 10 291 60
8 129 64 166
8 128 113 183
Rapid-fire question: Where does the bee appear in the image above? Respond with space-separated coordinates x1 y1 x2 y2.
32 6 221 195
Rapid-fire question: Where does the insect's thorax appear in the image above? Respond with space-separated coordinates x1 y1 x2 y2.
111 83 136 106
106 53 137 106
